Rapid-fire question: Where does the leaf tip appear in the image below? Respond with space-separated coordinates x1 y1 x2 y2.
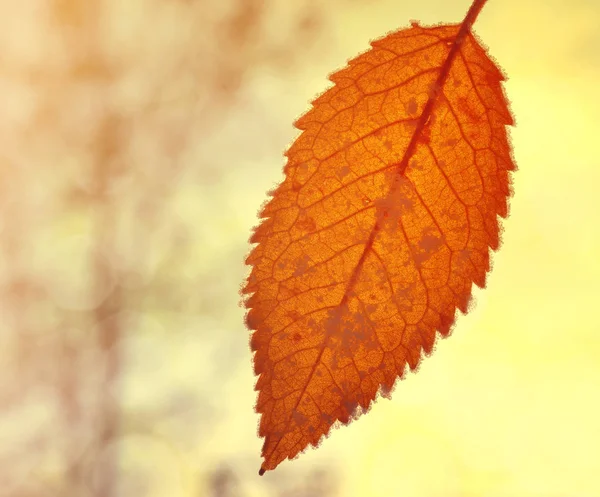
258 467 266 476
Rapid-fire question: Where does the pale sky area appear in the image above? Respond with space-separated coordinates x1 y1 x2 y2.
0 0 599 496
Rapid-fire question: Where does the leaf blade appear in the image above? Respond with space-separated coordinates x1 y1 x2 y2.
243 1 514 475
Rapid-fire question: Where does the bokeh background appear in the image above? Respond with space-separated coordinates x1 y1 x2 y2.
1 0 599 496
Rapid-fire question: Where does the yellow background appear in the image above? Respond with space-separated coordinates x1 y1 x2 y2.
1 0 599 496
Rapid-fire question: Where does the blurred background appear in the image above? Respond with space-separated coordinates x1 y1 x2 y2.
0 0 599 496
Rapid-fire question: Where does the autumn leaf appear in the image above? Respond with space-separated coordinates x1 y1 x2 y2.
242 0 515 475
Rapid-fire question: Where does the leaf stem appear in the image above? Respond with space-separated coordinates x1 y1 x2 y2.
461 0 489 33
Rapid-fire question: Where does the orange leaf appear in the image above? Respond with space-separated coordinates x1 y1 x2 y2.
242 0 515 475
